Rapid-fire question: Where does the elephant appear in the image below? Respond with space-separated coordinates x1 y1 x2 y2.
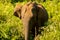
14 2 48 40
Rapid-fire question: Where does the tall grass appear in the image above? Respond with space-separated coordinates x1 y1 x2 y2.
0 0 60 40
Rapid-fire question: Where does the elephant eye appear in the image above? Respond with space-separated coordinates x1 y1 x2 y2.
19 9 21 11
17 10 20 12
17 9 21 13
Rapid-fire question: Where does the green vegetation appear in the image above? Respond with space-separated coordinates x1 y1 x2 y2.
0 0 60 40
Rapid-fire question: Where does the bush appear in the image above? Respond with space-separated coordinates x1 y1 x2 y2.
0 0 60 40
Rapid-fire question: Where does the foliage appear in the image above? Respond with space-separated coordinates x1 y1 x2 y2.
0 0 60 40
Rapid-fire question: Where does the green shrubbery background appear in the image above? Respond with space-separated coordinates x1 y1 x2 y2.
0 0 60 40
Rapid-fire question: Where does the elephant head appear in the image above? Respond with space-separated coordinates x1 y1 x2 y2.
14 2 33 19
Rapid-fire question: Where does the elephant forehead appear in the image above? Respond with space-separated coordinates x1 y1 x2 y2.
21 2 38 19
21 5 28 17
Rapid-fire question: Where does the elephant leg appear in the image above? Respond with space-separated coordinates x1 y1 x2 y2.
31 26 35 40
29 20 35 40
35 26 39 37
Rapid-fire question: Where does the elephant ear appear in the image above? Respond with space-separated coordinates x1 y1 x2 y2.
37 4 48 19
14 3 22 19
37 4 48 26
